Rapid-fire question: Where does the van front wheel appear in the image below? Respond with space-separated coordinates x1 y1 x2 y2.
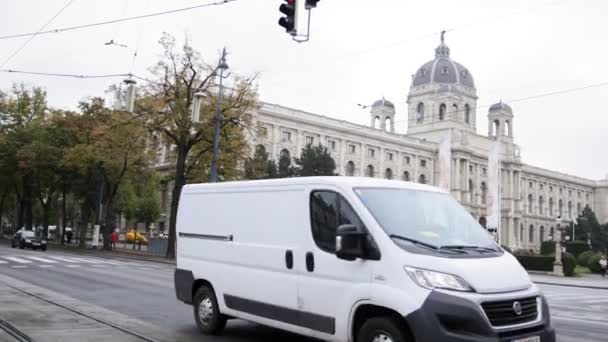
358 317 410 342
193 286 226 335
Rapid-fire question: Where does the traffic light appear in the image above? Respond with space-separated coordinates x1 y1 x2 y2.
279 0 297 35
305 0 320 9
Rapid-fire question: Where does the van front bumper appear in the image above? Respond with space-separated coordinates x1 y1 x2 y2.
404 290 555 342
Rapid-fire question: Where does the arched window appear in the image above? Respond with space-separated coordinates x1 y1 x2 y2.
373 116 380 129
468 179 474 203
464 104 471 124
540 226 545 242
439 104 446 121
520 224 524 242
402 171 410 181
529 225 535 243
528 194 534 214
481 182 487 204
452 104 458 119
418 174 426 184
416 102 425 123
493 120 500 137
549 198 554 217
365 165 374 177
345 161 355 176
385 168 393 179
280 149 290 159
505 120 511 137
255 144 267 155
539 196 544 215
558 199 563 217
568 201 573 218
384 117 391 132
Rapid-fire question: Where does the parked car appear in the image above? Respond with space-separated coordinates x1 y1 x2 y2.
11 229 47 251
174 177 555 342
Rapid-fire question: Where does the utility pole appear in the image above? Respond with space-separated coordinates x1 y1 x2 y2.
210 48 229 182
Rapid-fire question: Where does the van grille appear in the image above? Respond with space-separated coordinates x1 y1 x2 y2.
481 297 538 327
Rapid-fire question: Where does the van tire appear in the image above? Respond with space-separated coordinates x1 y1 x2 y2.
357 317 410 342
193 286 226 335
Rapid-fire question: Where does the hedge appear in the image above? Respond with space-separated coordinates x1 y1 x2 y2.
577 250 596 267
515 255 555 272
588 254 604 273
562 252 576 277
565 241 590 258
540 241 556 255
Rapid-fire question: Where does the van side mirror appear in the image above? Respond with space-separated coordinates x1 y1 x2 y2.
336 224 366 261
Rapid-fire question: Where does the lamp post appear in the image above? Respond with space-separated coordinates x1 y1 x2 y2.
210 48 229 183
553 216 564 276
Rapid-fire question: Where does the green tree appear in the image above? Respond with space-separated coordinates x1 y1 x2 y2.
245 145 272 180
294 144 337 177
575 205 608 251
136 33 258 258
266 159 278 179
278 153 296 178
135 190 161 232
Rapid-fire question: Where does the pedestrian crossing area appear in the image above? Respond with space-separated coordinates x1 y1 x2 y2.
0 254 156 270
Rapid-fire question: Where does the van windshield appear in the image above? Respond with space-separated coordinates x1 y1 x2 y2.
355 188 497 250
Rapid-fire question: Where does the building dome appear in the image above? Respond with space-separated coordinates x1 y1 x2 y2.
372 97 395 109
489 101 512 114
411 32 475 89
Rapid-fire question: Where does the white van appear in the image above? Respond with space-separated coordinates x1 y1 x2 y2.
175 177 555 342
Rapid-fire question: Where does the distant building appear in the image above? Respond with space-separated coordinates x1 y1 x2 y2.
248 35 608 252
152 35 608 252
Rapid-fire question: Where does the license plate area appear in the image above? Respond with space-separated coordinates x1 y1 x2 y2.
512 336 540 342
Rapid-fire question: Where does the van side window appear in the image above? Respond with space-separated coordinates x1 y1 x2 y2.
310 191 365 254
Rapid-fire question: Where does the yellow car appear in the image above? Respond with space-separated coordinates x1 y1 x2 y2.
126 230 148 244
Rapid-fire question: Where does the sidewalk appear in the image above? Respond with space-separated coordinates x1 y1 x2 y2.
530 273 608 290
46 241 176 265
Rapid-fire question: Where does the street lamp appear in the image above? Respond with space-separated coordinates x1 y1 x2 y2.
553 215 564 276
210 48 229 183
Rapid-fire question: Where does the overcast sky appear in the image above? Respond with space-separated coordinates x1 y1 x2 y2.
1 0 607 180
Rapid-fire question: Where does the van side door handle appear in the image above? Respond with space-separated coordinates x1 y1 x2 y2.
305 252 314 272
285 250 293 270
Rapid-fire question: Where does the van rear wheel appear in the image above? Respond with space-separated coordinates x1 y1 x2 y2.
193 286 226 335
358 317 410 342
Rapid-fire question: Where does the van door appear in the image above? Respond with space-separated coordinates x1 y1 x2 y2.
296 189 375 340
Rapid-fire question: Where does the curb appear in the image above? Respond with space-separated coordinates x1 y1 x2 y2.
534 281 608 290
46 245 176 265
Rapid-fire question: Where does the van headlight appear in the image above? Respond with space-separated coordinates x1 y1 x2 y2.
405 267 473 292
42 240 47 244
25 239 31 243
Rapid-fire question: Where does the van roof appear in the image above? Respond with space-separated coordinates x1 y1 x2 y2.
182 176 447 194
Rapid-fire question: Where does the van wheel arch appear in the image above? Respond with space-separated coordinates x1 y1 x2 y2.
192 279 214 301
352 304 414 342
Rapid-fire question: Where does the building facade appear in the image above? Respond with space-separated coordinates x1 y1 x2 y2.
247 35 608 252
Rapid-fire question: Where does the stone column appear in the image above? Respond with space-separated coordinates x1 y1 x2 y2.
272 125 280 159
379 147 385 179
360 145 366 177
339 139 346 176
553 223 564 276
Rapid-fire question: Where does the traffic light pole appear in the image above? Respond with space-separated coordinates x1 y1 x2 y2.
292 8 311 43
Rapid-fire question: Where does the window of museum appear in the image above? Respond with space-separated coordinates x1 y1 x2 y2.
328 140 336 151
305 136 314 145
282 131 292 142
349 144 356 154
368 149 375 158
420 159 427 168
404 156 411 165
387 152 393 161
258 126 268 137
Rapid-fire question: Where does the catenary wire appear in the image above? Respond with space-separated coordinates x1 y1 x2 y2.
0 0 236 41
0 0 77 69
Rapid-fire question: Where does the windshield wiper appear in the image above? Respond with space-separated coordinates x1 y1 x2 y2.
389 234 439 250
440 245 499 253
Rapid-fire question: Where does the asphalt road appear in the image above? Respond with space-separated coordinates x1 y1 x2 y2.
0 243 606 342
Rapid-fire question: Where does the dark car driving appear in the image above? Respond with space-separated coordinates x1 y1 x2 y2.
11 230 47 251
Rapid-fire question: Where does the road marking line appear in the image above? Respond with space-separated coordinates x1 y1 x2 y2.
11 265 27 268
39 265 54 268
23 256 57 263
47 256 82 263
65 265 81 268
2 256 32 263
0 260 7 264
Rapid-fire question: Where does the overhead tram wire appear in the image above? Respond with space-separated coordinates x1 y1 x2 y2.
0 70 133 79
0 0 237 41
0 0 77 69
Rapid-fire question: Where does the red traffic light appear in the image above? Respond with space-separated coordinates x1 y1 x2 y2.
278 0 297 35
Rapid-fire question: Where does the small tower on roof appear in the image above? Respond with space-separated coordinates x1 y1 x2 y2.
370 97 396 133
488 100 514 140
